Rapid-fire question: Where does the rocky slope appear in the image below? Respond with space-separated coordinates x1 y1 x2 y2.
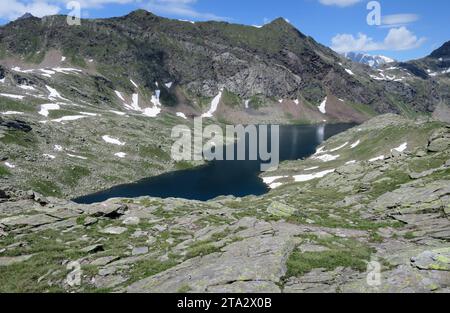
0 114 448 292
0 10 448 122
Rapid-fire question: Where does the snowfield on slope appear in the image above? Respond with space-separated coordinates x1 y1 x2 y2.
202 89 223 118
102 135 126 146
318 97 327 114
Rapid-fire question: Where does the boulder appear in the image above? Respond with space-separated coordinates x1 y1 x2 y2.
131 246 149 256
86 203 128 218
0 254 34 266
411 247 450 271
81 244 104 254
100 226 127 235
267 201 295 217
428 138 450 152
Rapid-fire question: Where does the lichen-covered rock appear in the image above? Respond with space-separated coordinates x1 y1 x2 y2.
411 248 450 271
267 201 295 217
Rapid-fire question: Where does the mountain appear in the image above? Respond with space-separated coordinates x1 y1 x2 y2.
16 13 34 21
0 9 447 121
430 41 450 59
0 10 449 197
343 52 395 68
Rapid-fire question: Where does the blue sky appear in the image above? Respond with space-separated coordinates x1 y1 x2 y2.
0 0 448 61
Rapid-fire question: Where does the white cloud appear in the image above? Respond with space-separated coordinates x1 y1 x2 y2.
144 0 228 21
381 13 420 28
71 0 136 9
318 0 361 7
0 0 60 20
331 27 426 53
383 26 426 50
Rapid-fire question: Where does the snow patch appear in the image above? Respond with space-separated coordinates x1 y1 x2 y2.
18 84 35 91
262 176 287 185
130 79 138 88
46 85 67 101
115 91 125 101
350 140 360 148
54 145 63 152
330 142 348 152
114 152 127 158
176 112 187 119
80 112 99 116
43 154 56 159
50 115 86 123
244 100 249 109
39 103 60 117
52 67 82 74
392 142 407 153
345 160 356 165
0 93 24 99
201 89 223 118
61 56 66 62
109 110 127 116
369 155 385 162
165 82 173 89
11 67 33 73
293 169 335 182
102 135 125 146
345 69 354 76
314 146 326 155
143 106 161 118
304 166 319 171
318 97 327 114
313 154 340 162
294 99 299 105
2 111 23 115
67 153 87 160
4 162 15 168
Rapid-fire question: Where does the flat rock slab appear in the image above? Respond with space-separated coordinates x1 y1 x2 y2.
372 180 450 214
0 214 58 229
411 247 450 271
298 243 330 253
100 226 127 235
86 203 127 218
132 246 149 256
340 264 450 293
207 281 281 293
267 201 295 217
0 254 34 266
81 244 104 254
122 216 140 225
126 234 296 293
90 256 120 266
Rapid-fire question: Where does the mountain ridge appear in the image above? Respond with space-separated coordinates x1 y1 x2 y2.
1 9 448 120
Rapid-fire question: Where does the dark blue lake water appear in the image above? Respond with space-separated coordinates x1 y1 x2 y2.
73 123 354 204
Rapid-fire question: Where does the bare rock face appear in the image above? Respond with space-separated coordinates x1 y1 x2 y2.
126 222 296 293
428 127 450 152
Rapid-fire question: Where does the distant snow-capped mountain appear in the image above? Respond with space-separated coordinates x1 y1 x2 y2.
343 52 395 68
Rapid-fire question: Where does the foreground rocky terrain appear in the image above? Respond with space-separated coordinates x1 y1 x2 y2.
0 114 448 293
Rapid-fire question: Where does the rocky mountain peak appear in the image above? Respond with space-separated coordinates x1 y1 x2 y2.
16 13 34 21
430 41 450 59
